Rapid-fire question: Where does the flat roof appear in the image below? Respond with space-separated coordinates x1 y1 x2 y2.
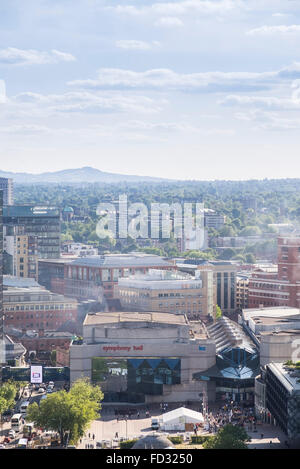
83 311 188 326
3 276 40 288
267 363 300 393
70 253 174 268
251 315 300 325
243 307 300 321
260 329 300 337
3 205 60 218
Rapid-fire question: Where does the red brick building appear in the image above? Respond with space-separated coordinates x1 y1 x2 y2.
39 253 175 301
3 284 78 330
248 237 300 308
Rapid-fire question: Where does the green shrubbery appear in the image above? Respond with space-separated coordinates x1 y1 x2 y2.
119 439 138 449
190 435 214 444
168 436 184 444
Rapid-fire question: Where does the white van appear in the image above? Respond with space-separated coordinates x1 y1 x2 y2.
151 417 160 430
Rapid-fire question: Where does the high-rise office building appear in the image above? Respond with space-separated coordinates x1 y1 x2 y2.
3 205 60 259
0 178 13 205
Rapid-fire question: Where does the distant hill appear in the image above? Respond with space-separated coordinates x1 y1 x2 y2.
0 166 171 184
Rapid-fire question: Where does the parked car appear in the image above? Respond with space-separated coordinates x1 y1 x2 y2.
37 388 45 394
0 444 6 449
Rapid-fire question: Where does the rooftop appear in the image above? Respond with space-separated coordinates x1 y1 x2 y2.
3 275 40 288
118 269 202 289
84 311 188 326
70 253 174 268
3 205 60 218
267 362 300 393
243 307 300 322
251 315 300 326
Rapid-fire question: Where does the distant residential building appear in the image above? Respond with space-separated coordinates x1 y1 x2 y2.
242 196 257 211
117 269 215 320
61 242 98 257
3 226 38 280
248 237 300 309
3 205 60 259
204 209 226 230
0 178 13 205
3 276 77 331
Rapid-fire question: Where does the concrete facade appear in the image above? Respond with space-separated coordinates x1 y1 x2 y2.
70 312 216 403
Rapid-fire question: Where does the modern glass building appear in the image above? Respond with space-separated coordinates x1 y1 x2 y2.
193 316 260 403
265 363 300 439
91 357 181 403
3 205 60 259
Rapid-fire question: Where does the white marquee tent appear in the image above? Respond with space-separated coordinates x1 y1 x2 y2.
159 407 204 431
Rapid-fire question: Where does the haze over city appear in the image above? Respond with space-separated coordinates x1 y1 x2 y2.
1 0 300 179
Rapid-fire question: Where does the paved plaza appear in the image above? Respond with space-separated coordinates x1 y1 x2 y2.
77 405 294 449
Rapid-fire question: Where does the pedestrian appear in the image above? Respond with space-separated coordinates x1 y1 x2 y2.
261 433 264 439
115 432 118 439
137 411 140 418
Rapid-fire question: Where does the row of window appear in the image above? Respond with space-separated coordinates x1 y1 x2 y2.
4 304 75 311
5 312 75 319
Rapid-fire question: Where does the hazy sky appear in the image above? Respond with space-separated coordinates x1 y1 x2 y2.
1 0 300 180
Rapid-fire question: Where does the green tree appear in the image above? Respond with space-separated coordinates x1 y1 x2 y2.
0 381 18 430
27 378 103 446
203 424 249 449
215 305 222 320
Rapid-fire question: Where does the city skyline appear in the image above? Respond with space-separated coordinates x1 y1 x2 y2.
0 1 300 180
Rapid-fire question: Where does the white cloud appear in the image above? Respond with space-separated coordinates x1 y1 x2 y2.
0 124 51 134
0 48 76 66
235 109 300 131
108 0 243 17
0 79 6 103
67 63 300 93
246 25 300 35
155 17 184 27
11 90 162 115
115 40 159 50
220 94 300 110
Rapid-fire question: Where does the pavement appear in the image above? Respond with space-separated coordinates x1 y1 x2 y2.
76 408 297 450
